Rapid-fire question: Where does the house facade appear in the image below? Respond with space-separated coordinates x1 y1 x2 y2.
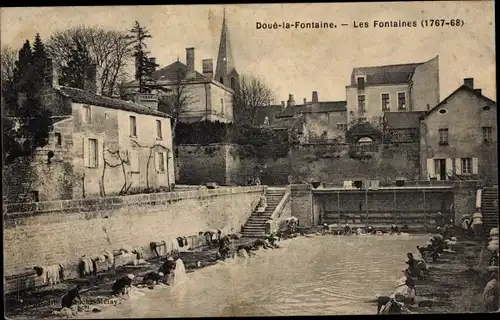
121 11 238 124
420 78 497 182
346 56 440 124
275 92 347 143
3 61 174 202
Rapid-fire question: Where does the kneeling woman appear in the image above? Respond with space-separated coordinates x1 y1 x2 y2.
112 274 135 296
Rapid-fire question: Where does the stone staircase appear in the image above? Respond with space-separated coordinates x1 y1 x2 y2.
241 187 287 238
481 186 499 230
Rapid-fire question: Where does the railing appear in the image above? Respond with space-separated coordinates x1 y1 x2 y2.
313 180 483 189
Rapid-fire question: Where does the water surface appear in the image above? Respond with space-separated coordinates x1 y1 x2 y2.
84 234 428 317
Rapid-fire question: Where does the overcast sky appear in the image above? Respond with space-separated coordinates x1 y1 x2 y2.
1 2 496 103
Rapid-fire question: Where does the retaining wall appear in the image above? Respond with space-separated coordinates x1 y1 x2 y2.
3 186 263 293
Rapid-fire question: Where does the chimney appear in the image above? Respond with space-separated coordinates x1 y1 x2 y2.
43 58 59 89
463 78 474 89
474 88 482 96
83 64 99 94
202 59 214 79
186 47 195 73
281 101 285 109
312 91 319 103
287 94 295 107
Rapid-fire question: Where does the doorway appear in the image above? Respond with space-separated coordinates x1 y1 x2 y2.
434 159 447 181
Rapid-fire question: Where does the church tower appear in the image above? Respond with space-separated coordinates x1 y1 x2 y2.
214 8 239 90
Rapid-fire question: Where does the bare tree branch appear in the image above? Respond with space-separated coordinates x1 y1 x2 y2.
233 75 275 125
46 25 134 97
1 45 17 92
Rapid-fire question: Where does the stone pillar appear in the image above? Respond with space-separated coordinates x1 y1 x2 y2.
290 184 313 227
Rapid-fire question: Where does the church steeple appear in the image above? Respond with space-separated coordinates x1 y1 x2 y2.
215 8 238 89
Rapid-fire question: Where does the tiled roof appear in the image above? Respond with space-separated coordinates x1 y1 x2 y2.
152 61 210 82
384 111 426 129
58 86 169 118
277 101 346 118
269 116 305 129
255 105 283 125
350 63 423 86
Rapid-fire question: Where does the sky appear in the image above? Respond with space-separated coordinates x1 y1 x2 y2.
1 1 496 103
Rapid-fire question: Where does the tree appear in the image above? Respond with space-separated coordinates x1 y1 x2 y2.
2 36 53 165
46 25 134 96
156 66 199 141
128 21 158 93
1 45 17 92
59 39 93 89
233 75 275 125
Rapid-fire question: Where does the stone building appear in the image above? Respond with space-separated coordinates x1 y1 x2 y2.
346 56 440 124
121 10 238 124
420 78 497 182
274 92 347 142
3 60 174 202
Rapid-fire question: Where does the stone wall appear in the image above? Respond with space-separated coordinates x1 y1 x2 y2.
175 142 420 187
290 184 313 227
3 186 263 292
289 142 420 183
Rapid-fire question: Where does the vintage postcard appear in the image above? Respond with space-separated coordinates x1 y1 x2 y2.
2 1 498 318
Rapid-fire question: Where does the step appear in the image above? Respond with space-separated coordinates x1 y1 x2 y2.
241 232 266 237
243 226 266 231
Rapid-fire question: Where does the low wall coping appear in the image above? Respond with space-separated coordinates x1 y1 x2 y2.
4 186 264 216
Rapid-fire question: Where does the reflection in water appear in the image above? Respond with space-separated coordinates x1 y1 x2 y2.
84 234 428 318
173 259 187 286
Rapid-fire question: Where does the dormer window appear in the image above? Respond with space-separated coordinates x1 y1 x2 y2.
357 77 365 90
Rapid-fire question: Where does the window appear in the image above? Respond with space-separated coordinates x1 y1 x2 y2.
357 95 366 112
461 158 472 175
129 116 137 137
337 123 347 131
156 120 162 139
83 105 91 123
398 92 406 110
219 77 224 84
231 77 236 90
483 126 492 143
357 77 365 90
157 152 165 172
359 117 367 122
104 112 109 120
439 128 449 145
381 93 390 111
88 138 98 168
221 98 224 115
130 149 140 173
55 132 62 146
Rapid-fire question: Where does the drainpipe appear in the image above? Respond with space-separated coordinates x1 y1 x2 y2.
408 80 413 111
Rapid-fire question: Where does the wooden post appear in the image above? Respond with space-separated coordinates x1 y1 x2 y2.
337 191 340 224
365 189 368 225
393 191 397 225
423 190 427 232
